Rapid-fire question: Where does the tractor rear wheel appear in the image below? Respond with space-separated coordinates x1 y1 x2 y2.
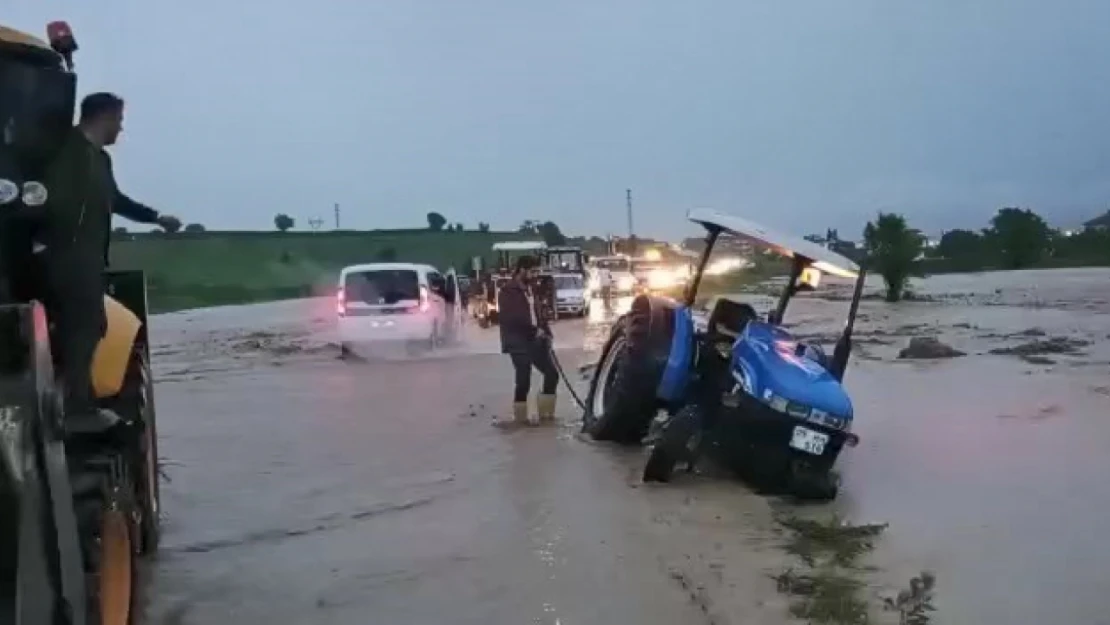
582 295 675 444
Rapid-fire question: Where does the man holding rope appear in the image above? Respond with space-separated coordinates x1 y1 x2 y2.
496 255 559 428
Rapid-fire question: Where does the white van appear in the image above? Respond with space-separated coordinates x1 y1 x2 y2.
552 273 589 317
336 263 462 353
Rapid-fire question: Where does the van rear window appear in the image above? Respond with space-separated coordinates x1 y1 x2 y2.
344 270 419 305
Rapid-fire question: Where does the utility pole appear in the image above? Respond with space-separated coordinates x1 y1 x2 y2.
334 203 340 229
626 189 636 256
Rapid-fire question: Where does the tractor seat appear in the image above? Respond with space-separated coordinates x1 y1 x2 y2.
706 297 758 340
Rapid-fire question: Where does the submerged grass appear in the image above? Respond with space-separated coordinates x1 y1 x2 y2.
774 567 870 624
779 515 888 568
772 514 890 624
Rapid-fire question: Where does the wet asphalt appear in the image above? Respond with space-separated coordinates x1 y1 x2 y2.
136 272 1110 625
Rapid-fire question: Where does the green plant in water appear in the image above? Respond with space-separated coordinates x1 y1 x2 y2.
883 571 937 625
779 515 888 568
773 568 870 624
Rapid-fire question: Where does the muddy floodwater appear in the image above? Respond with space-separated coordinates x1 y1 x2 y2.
139 268 1110 625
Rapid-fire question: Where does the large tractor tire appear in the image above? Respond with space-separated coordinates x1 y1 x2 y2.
116 347 160 554
69 449 138 625
582 295 676 444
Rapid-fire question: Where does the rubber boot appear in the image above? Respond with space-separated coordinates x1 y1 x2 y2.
495 401 531 429
537 394 557 424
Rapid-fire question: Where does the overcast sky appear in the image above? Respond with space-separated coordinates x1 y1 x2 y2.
9 0 1110 240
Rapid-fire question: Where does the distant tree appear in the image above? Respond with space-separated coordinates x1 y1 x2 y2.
935 229 983 266
274 213 295 232
518 220 538 234
113 226 128 234
184 223 206 233
426 212 447 231
478 222 491 233
160 219 182 234
863 212 923 302
455 222 464 232
537 221 567 246
377 246 398 261
988 207 1051 269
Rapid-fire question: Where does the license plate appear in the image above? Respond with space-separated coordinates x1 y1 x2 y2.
789 426 829 455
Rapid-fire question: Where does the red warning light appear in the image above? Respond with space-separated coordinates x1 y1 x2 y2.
46 20 78 67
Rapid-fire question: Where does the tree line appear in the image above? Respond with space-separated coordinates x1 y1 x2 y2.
863 207 1110 302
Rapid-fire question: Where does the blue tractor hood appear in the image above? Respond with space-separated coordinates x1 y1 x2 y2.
731 322 854 422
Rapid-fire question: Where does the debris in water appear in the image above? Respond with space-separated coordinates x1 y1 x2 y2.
989 336 1090 358
897 337 966 360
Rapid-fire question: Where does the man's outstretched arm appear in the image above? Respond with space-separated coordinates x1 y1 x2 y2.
101 149 179 227
114 189 159 224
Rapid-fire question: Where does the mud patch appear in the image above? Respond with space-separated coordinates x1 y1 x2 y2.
988 336 1090 358
897 337 966 360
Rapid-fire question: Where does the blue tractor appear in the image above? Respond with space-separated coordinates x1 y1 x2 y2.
580 209 866 500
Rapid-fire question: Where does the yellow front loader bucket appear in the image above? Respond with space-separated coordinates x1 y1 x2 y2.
91 295 141 399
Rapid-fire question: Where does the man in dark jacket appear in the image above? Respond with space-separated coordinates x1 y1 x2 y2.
40 92 180 433
497 256 559 427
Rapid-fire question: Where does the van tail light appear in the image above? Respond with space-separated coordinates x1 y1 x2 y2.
336 288 346 316
418 286 431 313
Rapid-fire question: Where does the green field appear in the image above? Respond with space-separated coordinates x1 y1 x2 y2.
109 230 541 312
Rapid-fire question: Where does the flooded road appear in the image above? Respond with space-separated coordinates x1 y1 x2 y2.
138 269 1110 625
139 298 787 625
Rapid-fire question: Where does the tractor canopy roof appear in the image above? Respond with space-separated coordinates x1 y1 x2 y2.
491 241 546 252
687 208 859 279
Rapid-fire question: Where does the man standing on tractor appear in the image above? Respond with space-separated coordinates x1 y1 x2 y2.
40 92 180 432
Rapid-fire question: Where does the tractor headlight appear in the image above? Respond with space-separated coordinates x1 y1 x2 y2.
761 388 848 430
764 392 810 418
0 179 18 205
21 182 48 207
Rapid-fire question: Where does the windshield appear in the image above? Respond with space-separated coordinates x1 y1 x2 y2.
594 258 630 271
343 269 420 305
554 275 584 289
547 251 582 271
631 260 664 275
